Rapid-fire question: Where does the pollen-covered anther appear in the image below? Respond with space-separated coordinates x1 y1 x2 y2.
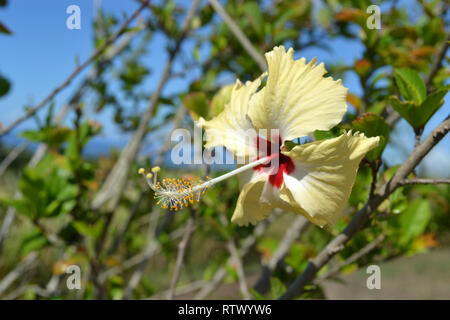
139 167 209 211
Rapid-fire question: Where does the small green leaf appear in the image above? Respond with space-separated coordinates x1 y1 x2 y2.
0 74 10 97
249 288 266 300
0 21 12 35
394 68 426 104
210 84 233 117
389 96 418 127
389 86 448 129
182 92 209 120
352 113 390 161
72 220 104 238
398 199 431 247
21 229 49 255
269 277 286 299
243 2 264 39
313 126 342 141
417 87 448 126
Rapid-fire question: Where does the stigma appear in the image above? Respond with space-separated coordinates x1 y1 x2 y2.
253 135 295 188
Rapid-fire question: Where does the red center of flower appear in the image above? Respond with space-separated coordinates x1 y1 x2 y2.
253 135 295 188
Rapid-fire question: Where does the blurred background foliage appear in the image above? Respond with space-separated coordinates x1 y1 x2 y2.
0 0 449 299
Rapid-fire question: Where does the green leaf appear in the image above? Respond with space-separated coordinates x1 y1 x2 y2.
0 21 11 34
313 126 342 141
398 199 431 247
249 288 266 300
182 92 209 120
269 277 286 299
0 74 10 97
418 87 448 125
72 220 104 238
243 2 264 39
389 96 418 127
210 84 233 118
352 113 390 161
21 229 49 255
393 69 426 104
5 199 32 217
389 86 448 129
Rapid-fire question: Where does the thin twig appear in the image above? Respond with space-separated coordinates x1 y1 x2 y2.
208 0 266 71
122 209 160 299
279 114 450 300
398 178 450 186
167 211 196 300
315 234 385 283
147 280 205 300
0 0 150 137
0 14 144 256
425 32 450 93
194 213 277 300
91 0 200 212
0 142 28 176
98 224 189 283
253 215 309 294
0 252 38 296
227 238 251 300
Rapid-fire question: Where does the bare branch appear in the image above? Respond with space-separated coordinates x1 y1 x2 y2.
0 142 28 176
398 178 450 186
167 212 196 300
315 234 385 283
194 213 278 300
122 209 160 299
0 24 143 256
227 238 251 300
0 0 150 137
91 0 201 212
280 114 450 300
147 280 205 300
98 224 188 283
208 0 266 71
0 252 38 296
425 32 450 93
253 215 309 294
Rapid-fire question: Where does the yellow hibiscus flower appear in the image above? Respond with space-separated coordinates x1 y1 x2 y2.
140 46 379 228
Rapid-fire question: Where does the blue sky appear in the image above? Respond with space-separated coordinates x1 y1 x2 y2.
0 0 448 177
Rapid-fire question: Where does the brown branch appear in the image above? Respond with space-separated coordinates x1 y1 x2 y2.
227 238 251 300
0 252 38 296
167 212 196 300
98 224 188 283
315 234 385 283
90 0 200 212
253 215 309 294
208 0 266 71
398 178 450 186
0 24 143 257
194 213 278 300
0 0 150 137
279 114 450 300
122 209 160 299
0 142 28 176
425 32 450 93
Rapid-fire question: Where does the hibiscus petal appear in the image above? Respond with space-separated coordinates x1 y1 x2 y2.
248 46 348 142
279 131 379 227
231 174 274 226
197 74 266 160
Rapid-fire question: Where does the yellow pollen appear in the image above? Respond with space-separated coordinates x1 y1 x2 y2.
151 166 160 173
138 168 145 175
146 173 153 179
